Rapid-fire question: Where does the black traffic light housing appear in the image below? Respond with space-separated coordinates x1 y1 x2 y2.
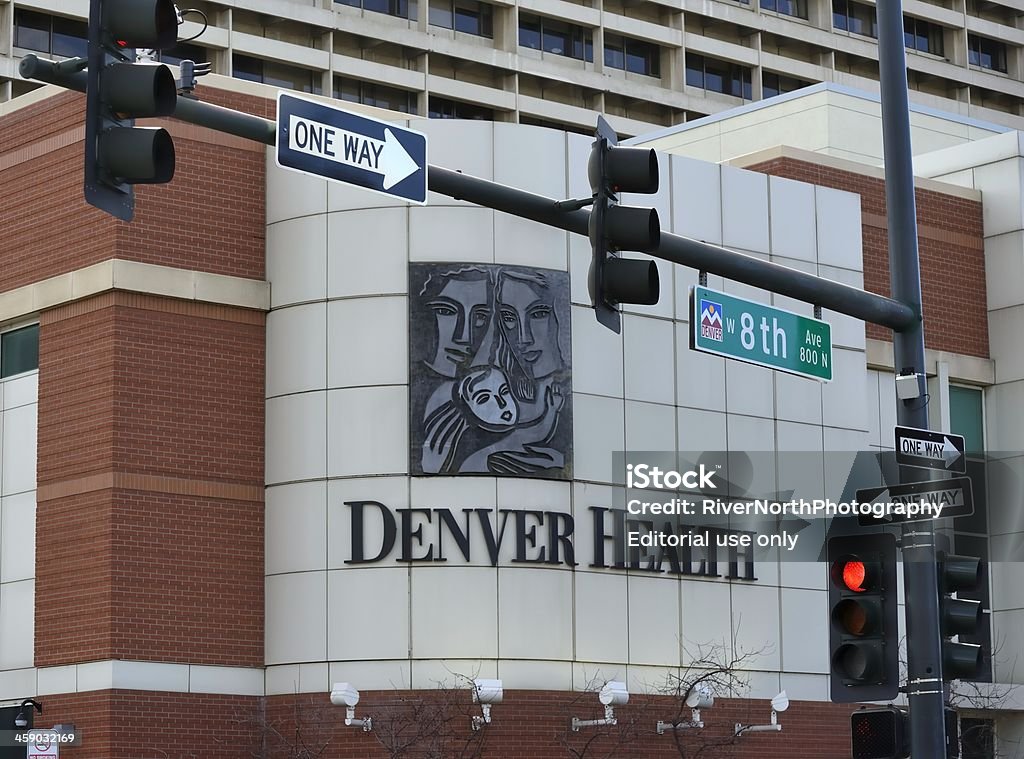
828 532 899 703
587 115 660 333
850 706 908 759
938 551 984 680
85 0 180 220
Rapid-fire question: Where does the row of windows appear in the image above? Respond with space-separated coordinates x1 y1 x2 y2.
686 53 752 99
13 5 1012 83
832 0 946 57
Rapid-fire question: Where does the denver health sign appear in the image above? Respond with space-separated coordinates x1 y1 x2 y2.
690 285 833 381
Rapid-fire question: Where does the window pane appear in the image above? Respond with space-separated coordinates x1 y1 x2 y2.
159 43 208 66
233 54 263 82
704 60 726 93
542 21 569 56
14 9 51 53
1 325 39 378
763 72 779 98
605 34 625 69
263 61 321 94
685 53 704 88
453 0 483 35
51 16 87 58
429 0 454 27
760 0 777 11
832 0 847 30
950 386 984 454
334 77 362 102
519 15 541 49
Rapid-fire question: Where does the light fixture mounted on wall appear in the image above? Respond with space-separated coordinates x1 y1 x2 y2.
471 678 503 730
734 691 789 737
14 699 43 729
330 683 372 732
657 683 714 734
571 681 629 731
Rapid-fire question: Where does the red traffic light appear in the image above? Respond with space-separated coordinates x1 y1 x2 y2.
831 555 879 593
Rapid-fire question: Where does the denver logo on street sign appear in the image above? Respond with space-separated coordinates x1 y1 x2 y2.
276 92 427 204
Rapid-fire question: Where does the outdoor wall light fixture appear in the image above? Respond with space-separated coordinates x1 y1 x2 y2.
330 682 372 732
571 681 629 731
14 699 43 729
656 683 714 734
734 691 789 737
471 678 503 730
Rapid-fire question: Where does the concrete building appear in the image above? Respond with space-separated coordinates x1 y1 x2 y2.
5 0 1024 137
0 71 1021 757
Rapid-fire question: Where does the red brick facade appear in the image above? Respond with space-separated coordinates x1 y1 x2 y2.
33 690 860 759
746 158 989 358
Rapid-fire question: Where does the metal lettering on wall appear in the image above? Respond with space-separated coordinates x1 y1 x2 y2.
409 263 572 479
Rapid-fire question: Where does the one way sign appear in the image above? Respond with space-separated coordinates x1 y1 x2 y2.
276 92 427 204
895 425 967 474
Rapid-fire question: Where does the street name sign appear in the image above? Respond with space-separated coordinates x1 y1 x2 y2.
856 476 974 526
894 425 966 474
276 92 428 204
690 285 833 381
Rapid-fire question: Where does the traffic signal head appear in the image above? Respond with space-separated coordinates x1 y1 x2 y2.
85 0 180 220
587 115 660 333
828 533 899 703
938 552 985 680
850 706 908 759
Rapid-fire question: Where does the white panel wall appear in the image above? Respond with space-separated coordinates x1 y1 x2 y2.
264 122 871 697
0 371 38 672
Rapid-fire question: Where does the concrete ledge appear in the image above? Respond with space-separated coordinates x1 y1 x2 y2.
0 259 270 326
866 337 994 385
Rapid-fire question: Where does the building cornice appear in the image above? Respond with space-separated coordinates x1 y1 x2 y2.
0 259 269 328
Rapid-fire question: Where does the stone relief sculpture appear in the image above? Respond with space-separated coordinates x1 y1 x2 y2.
410 263 572 479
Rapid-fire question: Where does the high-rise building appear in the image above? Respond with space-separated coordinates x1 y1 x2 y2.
2 0 1024 135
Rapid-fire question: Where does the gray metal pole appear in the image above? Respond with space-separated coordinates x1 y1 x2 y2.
20 53 917 333
875 1 946 755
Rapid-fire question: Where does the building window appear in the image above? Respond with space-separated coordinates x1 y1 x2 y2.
233 55 323 95
335 77 418 114
429 0 493 37
157 43 209 66
761 0 807 19
428 96 493 119
604 33 661 77
13 9 87 58
0 325 39 379
686 53 752 99
519 13 593 62
961 718 995 759
335 0 418 20
904 16 944 56
762 72 810 98
832 0 876 37
949 385 992 683
968 34 1007 72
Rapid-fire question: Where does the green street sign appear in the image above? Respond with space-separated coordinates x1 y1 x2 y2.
690 285 833 381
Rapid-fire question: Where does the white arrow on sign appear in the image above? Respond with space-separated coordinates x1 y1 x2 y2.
940 436 962 468
288 114 419 189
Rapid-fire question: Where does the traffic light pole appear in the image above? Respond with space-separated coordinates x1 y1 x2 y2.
876 0 947 754
21 52 917 332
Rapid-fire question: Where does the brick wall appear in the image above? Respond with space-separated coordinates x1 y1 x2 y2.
257 691 862 759
35 293 264 666
746 158 989 358
0 87 267 289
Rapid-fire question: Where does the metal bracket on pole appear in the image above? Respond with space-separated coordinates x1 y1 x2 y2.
814 305 822 319
698 270 708 287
